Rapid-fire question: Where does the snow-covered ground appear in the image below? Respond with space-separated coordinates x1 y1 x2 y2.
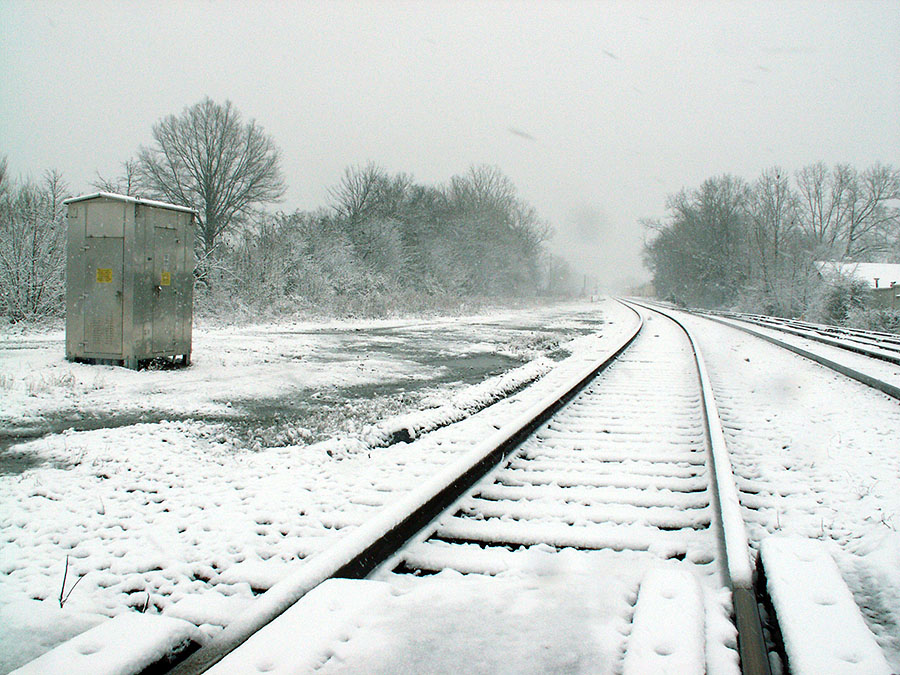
163 303 733 675
3 299 898 673
0 307 584 452
0 299 635 673
675 309 900 671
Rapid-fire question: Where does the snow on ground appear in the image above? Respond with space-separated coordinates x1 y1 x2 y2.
208 555 644 675
761 537 892 674
0 306 582 452
6 299 896 672
676 309 900 671
0 299 637 673
201 310 737 674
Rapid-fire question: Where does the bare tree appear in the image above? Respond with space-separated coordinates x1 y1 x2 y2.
796 162 899 259
441 165 550 293
136 98 286 257
841 163 900 258
328 164 414 276
746 167 804 312
643 175 750 307
796 162 849 254
446 164 517 221
330 163 386 222
0 165 68 320
329 163 416 226
91 158 140 196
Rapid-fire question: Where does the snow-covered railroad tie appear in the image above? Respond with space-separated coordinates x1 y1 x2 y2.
153 302 768 675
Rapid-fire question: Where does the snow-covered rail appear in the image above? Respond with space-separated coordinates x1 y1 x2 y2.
706 310 900 367
694 312 900 400
640 302 768 675
183 302 768 674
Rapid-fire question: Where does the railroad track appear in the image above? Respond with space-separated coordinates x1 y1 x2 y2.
676 307 900 401
705 310 900 366
160 301 768 674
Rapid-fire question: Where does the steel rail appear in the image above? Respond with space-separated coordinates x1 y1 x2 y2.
167 305 644 674
627 300 771 675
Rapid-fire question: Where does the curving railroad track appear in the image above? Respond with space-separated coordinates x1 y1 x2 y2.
165 302 767 674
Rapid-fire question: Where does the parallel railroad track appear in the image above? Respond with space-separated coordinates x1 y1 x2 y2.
671 306 900 401
703 310 900 367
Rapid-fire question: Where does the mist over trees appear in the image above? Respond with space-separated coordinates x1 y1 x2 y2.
0 98 570 323
220 162 560 317
643 163 900 324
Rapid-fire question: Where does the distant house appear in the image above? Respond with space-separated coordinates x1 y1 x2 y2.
815 261 900 309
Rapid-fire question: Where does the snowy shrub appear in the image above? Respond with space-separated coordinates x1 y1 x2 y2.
197 164 557 320
845 306 900 334
806 275 870 325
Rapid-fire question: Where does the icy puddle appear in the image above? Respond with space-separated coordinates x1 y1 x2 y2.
0 306 588 460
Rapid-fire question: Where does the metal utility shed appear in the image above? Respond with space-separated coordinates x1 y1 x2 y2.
64 192 196 369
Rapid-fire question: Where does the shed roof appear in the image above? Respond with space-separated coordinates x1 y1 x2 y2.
63 192 197 215
815 261 900 289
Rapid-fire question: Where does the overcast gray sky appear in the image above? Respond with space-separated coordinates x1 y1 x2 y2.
2 0 898 290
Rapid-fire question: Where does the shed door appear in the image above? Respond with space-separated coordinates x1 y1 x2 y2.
152 226 178 353
83 238 124 355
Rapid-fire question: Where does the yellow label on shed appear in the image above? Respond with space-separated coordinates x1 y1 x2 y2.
160 271 171 286
96 268 113 283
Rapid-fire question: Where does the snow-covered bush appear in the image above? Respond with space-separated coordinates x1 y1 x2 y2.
805 274 870 325
192 164 561 321
845 306 900 334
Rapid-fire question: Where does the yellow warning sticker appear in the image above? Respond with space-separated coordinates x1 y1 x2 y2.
160 271 171 286
96 268 113 283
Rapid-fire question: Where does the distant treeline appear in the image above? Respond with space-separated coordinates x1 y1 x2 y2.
0 99 574 323
643 164 900 329
212 163 570 318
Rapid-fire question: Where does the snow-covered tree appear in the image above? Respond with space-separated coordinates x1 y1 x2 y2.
0 162 68 320
136 98 286 258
